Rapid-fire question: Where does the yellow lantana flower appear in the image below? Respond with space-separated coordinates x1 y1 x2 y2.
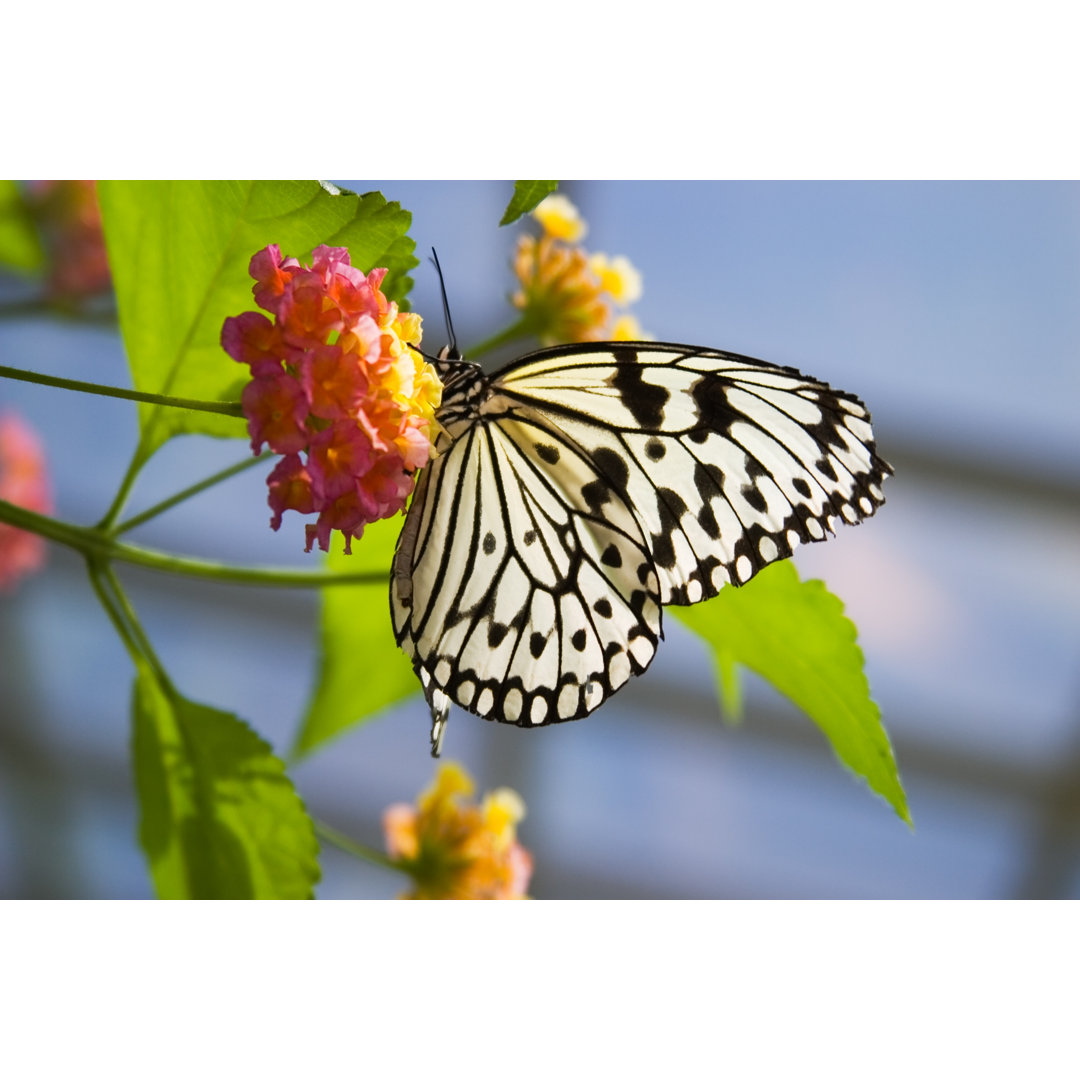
589 253 643 306
531 192 587 242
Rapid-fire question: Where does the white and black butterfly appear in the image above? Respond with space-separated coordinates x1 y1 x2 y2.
391 340 892 753
392 294 891 755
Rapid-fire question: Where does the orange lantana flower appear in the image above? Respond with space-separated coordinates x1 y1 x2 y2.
383 762 533 900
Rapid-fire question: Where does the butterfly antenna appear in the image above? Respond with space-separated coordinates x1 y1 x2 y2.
430 248 461 360
409 343 445 366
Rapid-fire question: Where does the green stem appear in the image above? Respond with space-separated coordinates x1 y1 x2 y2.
466 316 538 360
0 363 244 418
0 498 386 588
98 445 149 531
85 561 146 668
115 452 272 535
314 819 402 873
100 563 172 687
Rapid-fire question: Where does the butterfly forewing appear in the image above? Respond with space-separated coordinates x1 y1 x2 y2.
391 341 891 728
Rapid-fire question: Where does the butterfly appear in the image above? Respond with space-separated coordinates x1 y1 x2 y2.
391 275 891 755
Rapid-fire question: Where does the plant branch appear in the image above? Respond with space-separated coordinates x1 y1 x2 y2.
314 819 401 873
98 444 150 531
85 561 145 668
0 363 244 418
0 498 388 587
100 563 172 686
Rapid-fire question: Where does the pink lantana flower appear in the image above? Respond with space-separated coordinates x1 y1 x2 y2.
241 371 310 455
220 311 292 376
222 245 443 553
266 454 315 530
0 412 53 590
307 423 376 502
249 244 300 316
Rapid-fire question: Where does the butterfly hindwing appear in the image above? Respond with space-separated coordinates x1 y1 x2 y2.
391 341 891 728
392 404 663 726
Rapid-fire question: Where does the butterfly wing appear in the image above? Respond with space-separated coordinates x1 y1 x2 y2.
392 341 891 728
491 341 891 603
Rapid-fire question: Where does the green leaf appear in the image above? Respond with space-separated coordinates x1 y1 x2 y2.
98 181 417 458
0 181 45 273
499 181 558 226
132 658 320 898
293 516 418 758
674 561 910 823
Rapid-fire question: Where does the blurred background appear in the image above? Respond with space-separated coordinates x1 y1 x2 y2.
1 180 1078 898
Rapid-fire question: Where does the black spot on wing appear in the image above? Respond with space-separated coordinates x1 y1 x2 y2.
648 490 691 574
529 631 547 659
601 544 622 568
695 459 725 494
581 478 610 513
482 531 496 554
536 443 560 464
691 373 737 435
697 500 720 540
816 456 839 482
652 532 676 571
591 447 630 494
650 487 688 571
658 487 688 520
611 354 670 429
745 456 769 484
743 485 768 513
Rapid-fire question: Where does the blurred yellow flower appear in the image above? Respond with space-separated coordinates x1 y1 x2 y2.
383 762 533 899
512 194 649 345
531 193 587 242
589 253 643 305
611 313 652 341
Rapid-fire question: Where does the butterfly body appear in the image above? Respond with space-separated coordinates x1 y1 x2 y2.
391 341 890 735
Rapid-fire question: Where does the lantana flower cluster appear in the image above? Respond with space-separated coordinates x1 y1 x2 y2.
0 412 52 590
383 762 533 900
513 193 648 345
222 245 442 553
